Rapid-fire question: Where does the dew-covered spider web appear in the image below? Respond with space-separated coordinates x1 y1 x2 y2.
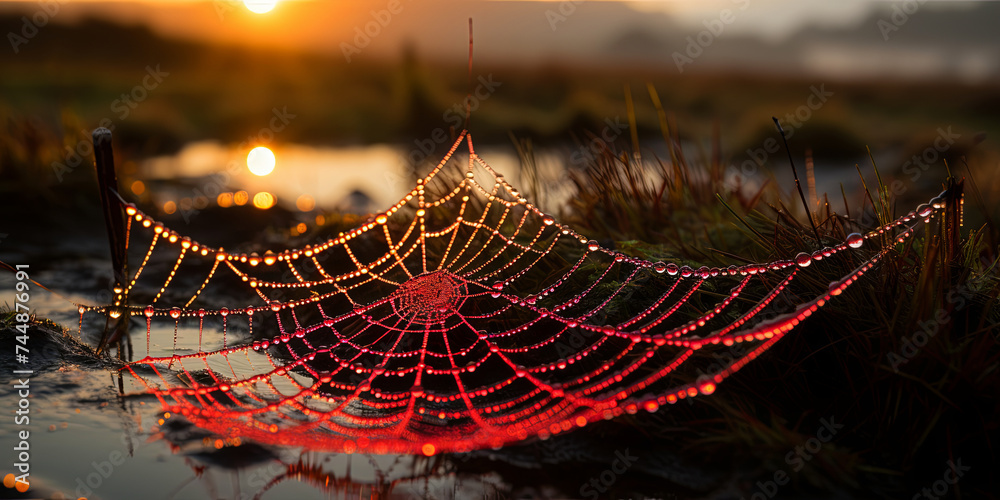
77 130 956 455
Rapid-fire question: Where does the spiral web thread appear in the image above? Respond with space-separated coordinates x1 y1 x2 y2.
82 130 953 455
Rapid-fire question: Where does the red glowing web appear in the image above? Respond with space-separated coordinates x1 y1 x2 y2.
82 131 953 455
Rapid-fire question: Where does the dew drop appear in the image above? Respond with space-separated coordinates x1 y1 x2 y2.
219 307 229 317
169 308 181 319
795 252 812 267
917 204 933 218
144 306 155 318
542 215 555 226
846 233 864 249
666 263 679 275
653 261 667 273
586 240 600 251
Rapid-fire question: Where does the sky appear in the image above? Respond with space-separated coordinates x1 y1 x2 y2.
0 0 880 59
2 0 993 82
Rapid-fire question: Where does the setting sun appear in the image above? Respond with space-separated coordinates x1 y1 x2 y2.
243 0 278 14
247 146 275 176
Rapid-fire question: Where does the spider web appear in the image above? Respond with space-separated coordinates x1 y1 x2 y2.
81 130 950 455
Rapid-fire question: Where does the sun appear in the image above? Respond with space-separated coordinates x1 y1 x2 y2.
247 146 276 176
244 0 278 14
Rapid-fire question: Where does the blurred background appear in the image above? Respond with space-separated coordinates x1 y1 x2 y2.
1 0 997 227
1 2 998 499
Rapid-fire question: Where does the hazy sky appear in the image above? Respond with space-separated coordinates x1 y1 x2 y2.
1 0 991 81
1 0 880 51
630 0 873 41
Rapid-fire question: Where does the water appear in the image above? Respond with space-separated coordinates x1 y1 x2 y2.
137 141 577 217
0 139 876 500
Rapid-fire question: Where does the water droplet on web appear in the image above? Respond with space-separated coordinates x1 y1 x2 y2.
795 252 812 267
542 215 555 226
587 240 599 251
846 233 864 249
169 308 182 319
666 263 679 275
653 262 667 273
144 306 155 318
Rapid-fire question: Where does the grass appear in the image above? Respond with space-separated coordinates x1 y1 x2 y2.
1 84 999 497
527 92 1000 498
